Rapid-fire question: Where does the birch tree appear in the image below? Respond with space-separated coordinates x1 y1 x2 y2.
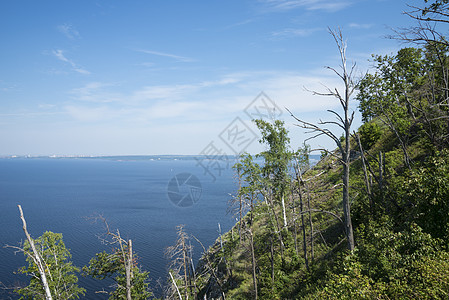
254 119 292 230
7 205 85 300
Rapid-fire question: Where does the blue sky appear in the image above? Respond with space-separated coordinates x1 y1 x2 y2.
0 0 420 156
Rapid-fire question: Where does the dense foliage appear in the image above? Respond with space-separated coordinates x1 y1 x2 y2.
83 248 151 300
15 231 85 300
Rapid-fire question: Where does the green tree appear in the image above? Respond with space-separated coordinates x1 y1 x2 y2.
83 220 151 300
398 150 449 241
358 122 382 150
16 231 85 300
83 248 150 300
254 119 293 229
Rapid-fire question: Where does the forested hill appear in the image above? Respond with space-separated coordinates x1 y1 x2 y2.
177 2 449 299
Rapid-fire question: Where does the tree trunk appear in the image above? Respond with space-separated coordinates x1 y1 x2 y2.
342 160 355 251
18 205 53 300
292 199 299 257
169 271 182 300
281 194 288 228
355 132 373 214
238 169 243 244
297 163 315 264
306 188 314 263
249 229 258 300
183 239 188 299
270 237 274 291
299 190 309 271
264 190 285 259
379 151 384 205
126 239 133 300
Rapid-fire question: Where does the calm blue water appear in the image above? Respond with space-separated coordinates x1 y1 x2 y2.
0 157 237 299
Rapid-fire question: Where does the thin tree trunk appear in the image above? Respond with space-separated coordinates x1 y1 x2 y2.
292 197 299 256
218 223 232 277
295 162 314 266
297 163 315 264
248 193 258 300
270 237 274 291
306 187 314 263
342 159 355 251
264 190 285 259
249 229 258 300
169 271 182 300
294 164 309 270
343 92 355 251
126 239 133 300
238 169 243 244
18 205 53 300
299 189 309 271
281 194 288 228
354 132 373 214
182 239 188 299
190 255 197 300
379 151 384 205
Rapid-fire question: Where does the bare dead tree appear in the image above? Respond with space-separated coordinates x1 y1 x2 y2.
390 3 449 47
288 28 357 251
166 225 193 300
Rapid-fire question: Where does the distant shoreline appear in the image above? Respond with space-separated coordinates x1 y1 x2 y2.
0 154 321 165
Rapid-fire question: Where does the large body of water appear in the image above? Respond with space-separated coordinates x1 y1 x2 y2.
0 156 238 299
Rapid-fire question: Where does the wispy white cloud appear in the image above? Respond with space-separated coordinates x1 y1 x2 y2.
57 23 80 39
348 23 374 29
0 111 61 117
70 76 243 105
271 27 322 38
52 49 90 74
2 70 356 155
223 19 255 30
65 70 347 126
135 49 195 62
70 82 122 103
260 0 352 12
131 84 199 103
64 105 119 122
